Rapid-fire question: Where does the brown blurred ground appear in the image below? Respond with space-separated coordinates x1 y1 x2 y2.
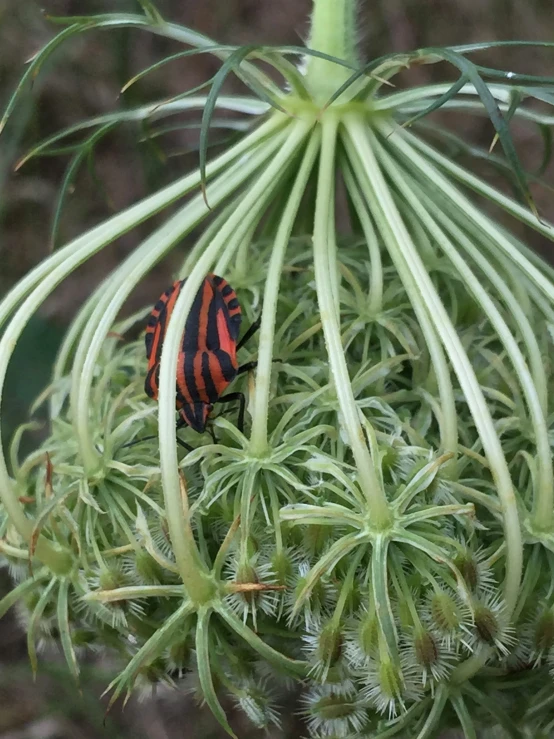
1 1 554 737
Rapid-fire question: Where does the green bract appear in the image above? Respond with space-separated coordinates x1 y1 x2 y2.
1 1 554 736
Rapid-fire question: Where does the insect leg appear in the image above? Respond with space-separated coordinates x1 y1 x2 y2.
236 315 261 351
236 358 283 376
215 391 245 433
120 431 193 452
236 360 258 376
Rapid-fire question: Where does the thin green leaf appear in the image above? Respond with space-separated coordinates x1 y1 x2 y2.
416 47 536 213
292 533 365 614
451 40 554 54
29 486 77 560
489 88 525 153
199 45 287 207
57 578 80 683
395 452 455 513
27 578 57 677
321 51 412 109
0 23 91 135
43 14 281 96
50 123 116 251
415 121 554 198
104 599 193 708
536 123 553 176
196 609 237 738
400 74 468 130
120 46 231 93
0 569 49 618
135 0 164 24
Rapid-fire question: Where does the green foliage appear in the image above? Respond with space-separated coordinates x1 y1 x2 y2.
1 1 554 737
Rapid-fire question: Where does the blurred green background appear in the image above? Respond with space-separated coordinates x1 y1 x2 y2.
1 1 553 736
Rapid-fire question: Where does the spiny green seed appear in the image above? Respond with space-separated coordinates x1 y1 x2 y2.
98 568 126 590
533 609 554 653
430 591 460 632
414 630 439 668
312 694 356 720
474 605 499 644
379 658 403 701
317 621 343 666
271 551 292 584
454 552 479 592
169 639 192 667
359 612 379 657
133 550 165 584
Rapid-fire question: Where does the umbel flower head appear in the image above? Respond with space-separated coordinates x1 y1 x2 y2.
1 1 554 736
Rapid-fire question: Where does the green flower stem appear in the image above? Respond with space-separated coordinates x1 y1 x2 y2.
450 692 477 739
313 113 391 528
239 467 256 559
84 585 185 602
305 0 359 102
157 120 312 599
435 204 548 413
415 686 449 739
180 202 237 276
217 603 308 677
375 82 513 112
376 140 553 529
371 534 398 659
342 163 383 315
250 128 321 454
72 125 291 474
398 129 554 299
212 128 306 277
345 115 522 616
342 139 458 459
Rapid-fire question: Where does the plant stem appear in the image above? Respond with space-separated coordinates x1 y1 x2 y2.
305 0 359 103
313 113 391 529
250 128 321 454
343 134 458 461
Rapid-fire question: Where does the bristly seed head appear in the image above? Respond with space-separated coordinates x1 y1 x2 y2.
531 607 554 658
302 682 368 738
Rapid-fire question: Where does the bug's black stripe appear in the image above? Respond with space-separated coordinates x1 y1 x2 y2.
227 297 240 310
144 364 158 399
183 351 200 404
153 306 169 364
221 284 233 298
181 283 205 353
201 351 220 403
211 274 224 286
145 330 154 361
205 286 220 351
217 349 238 382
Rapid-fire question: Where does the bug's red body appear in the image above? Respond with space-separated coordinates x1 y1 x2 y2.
144 274 242 433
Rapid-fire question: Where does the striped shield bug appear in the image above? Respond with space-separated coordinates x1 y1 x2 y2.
137 273 261 449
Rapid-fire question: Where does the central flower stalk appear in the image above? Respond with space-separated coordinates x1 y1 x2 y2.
305 0 360 102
